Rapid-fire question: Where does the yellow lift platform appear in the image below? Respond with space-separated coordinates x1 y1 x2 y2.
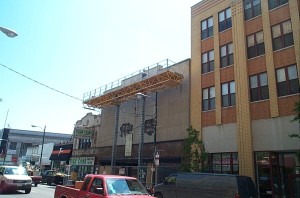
83 60 184 108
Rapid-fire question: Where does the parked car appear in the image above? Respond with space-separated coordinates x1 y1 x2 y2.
54 174 151 198
0 165 32 194
41 170 64 185
27 170 42 187
151 173 258 198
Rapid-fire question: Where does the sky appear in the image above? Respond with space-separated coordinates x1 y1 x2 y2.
0 0 200 134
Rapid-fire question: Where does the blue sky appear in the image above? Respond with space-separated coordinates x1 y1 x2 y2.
0 0 200 134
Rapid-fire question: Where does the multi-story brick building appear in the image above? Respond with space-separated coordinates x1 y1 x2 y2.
191 0 299 197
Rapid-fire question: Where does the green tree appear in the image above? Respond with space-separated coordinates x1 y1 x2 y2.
181 126 208 172
289 101 300 139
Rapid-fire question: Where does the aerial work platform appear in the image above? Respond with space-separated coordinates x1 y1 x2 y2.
83 59 184 108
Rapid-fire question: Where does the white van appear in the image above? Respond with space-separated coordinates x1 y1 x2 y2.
0 166 32 194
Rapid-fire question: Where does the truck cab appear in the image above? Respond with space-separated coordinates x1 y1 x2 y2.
55 174 151 198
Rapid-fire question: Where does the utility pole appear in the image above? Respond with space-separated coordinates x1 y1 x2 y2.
154 91 158 185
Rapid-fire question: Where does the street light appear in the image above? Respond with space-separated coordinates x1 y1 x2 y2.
31 125 46 174
0 26 18 38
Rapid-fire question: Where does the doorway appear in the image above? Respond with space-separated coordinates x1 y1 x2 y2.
256 152 300 198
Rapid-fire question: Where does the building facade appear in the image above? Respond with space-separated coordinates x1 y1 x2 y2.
26 143 54 167
71 113 101 180
191 0 299 197
0 128 72 166
82 59 190 185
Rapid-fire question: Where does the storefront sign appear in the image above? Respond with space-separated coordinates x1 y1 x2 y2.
74 128 94 139
69 157 95 165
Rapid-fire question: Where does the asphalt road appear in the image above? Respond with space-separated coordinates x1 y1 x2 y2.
0 183 56 198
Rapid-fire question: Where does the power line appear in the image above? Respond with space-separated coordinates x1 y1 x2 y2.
0 63 82 102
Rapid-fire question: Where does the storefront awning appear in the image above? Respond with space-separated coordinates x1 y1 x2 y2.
49 143 73 161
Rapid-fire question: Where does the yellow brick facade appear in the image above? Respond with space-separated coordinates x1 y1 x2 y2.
191 0 299 181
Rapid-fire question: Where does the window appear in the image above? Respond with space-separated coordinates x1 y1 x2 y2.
247 31 265 59
9 142 17 150
268 0 288 10
272 20 294 51
209 153 238 174
201 17 213 40
244 0 261 20
219 8 232 32
89 178 103 194
222 81 236 107
220 43 234 68
202 86 215 111
276 65 299 96
202 50 214 73
82 177 92 191
250 72 269 101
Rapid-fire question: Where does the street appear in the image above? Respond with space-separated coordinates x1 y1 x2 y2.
0 184 55 198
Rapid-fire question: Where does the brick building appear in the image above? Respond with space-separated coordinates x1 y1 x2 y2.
191 0 299 197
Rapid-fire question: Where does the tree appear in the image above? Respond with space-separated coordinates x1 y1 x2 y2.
181 126 208 172
289 101 300 139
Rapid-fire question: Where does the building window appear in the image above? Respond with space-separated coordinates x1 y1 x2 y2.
276 65 299 96
247 31 265 59
219 8 232 32
250 72 269 102
268 0 288 10
202 86 215 111
272 20 294 51
222 81 236 107
244 0 261 21
220 43 234 68
201 17 213 40
209 153 238 174
202 50 214 74
9 142 17 150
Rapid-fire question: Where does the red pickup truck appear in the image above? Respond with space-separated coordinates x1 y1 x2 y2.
54 174 152 198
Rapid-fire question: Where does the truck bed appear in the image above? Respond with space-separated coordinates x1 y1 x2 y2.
54 185 79 198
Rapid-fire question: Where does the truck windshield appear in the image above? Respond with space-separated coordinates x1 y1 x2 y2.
106 178 148 195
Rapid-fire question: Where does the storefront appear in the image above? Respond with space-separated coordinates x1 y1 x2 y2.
69 156 96 181
255 151 300 198
49 143 73 173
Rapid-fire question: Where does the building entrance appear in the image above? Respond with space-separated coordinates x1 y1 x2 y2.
255 152 300 198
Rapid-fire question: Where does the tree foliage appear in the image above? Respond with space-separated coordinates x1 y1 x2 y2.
289 101 300 139
181 126 208 172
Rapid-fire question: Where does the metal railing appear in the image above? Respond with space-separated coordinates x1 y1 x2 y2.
82 59 176 102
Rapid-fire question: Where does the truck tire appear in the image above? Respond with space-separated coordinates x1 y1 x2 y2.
34 182 38 187
47 178 52 186
25 188 31 194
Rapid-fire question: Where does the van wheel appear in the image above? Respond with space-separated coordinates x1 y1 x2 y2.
154 192 163 198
